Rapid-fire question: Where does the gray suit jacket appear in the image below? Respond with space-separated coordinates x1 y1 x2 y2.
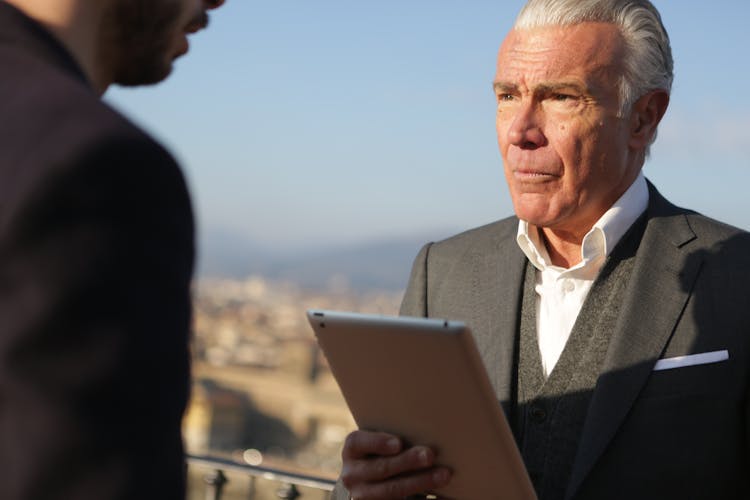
332 183 750 499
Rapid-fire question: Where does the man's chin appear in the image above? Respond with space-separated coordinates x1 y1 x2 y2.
114 62 174 87
512 205 565 230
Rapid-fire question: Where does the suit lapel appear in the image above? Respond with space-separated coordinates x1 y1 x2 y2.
471 226 526 409
565 186 703 499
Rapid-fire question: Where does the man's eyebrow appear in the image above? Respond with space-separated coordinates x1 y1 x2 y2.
493 81 517 93
492 80 590 95
534 81 589 95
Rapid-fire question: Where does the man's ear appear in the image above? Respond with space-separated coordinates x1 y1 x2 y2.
628 89 670 149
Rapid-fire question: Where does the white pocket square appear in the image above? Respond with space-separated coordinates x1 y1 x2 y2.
653 350 729 371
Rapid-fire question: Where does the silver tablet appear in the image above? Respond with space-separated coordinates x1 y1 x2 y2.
307 309 536 500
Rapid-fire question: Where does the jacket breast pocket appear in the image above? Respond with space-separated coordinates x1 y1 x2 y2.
638 357 735 400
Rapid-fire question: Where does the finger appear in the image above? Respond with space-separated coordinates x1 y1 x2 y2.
344 446 436 485
342 430 403 459
350 466 452 500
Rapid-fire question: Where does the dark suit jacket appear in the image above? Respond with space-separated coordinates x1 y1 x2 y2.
331 182 750 499
0 3 194 499
398 183 750 499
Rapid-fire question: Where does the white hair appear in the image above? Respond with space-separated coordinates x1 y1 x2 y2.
514 0 673 118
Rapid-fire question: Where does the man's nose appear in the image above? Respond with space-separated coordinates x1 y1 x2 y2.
203 0 225 10
506 102 546 149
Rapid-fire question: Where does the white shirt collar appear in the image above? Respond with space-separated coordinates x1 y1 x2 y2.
516 172 649 272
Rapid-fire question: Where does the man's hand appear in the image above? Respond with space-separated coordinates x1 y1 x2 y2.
340 430 452 499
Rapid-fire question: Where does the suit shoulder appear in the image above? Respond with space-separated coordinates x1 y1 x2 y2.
0 59 192 243
684 212 749 243
0 47 175 171
650 201 750 268
682 213 750 267
0 53 188 211
648 183 749 247
429 216 518 256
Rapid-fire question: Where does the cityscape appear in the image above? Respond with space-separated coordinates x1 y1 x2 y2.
183 274 404 495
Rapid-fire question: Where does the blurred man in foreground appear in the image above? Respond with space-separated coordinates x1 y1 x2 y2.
333 0 750 498
0 0 224 498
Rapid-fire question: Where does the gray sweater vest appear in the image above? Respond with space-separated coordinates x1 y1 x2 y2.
513 217 645 500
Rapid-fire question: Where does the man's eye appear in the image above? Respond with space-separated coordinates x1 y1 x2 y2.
552 93 575 101
497 93 515 102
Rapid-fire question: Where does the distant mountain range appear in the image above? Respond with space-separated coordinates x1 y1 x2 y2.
196 227 461 291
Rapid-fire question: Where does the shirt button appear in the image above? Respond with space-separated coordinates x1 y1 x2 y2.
563 280 575 292
530 406 547 423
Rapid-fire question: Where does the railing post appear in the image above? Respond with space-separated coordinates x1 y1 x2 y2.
187 455 336 498
277 483 301 499
247 475 257 500
204 469 228 500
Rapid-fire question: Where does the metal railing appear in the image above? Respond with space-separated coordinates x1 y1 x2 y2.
188 454 336 500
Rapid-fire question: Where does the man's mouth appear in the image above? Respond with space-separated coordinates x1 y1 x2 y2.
513 168 559 181
515 168 556 176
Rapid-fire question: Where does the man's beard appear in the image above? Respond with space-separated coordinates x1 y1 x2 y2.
99 0 201 87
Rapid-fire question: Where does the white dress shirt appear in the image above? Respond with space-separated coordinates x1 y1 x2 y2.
516 173 649 377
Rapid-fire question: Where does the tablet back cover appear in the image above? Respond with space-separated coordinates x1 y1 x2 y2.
307 310 536 500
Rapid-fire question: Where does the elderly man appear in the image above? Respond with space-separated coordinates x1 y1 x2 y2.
0 0 224 498
333 0 750 499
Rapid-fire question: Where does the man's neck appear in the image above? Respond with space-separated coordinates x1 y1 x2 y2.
5 0 109 94
538 227 586 268
534 172 649 269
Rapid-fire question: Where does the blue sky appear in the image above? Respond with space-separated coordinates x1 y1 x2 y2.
106 0 750 256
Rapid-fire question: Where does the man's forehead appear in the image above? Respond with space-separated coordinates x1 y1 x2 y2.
500 21 622 47
494 23 625 86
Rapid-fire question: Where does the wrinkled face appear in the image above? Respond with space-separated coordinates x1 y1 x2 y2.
494 22 639 236
102 0 210 86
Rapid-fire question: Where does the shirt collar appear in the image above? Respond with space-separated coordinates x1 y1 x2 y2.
516 172 649 271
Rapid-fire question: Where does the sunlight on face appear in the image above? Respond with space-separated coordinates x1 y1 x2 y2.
494 22 639 237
